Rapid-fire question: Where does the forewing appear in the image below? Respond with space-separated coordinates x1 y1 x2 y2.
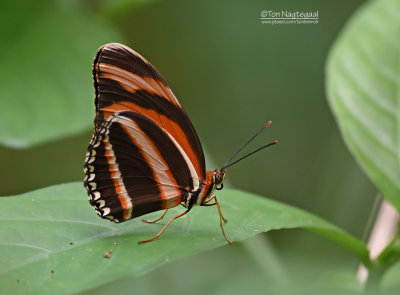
93 43 205 180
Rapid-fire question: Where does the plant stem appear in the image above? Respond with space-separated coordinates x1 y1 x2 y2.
358 199 399 289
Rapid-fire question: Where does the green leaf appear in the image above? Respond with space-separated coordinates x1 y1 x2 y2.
83 237 362 295
0 182 368 295
326 0 400 210
0 0 123 148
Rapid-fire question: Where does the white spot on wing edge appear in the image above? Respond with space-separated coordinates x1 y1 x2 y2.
92 191 101 200
102 207 111 216
96 200 105 208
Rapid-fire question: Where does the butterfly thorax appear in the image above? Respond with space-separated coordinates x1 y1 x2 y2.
198 169 226 205
180 169 226 208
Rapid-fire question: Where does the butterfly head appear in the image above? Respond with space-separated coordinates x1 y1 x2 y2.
214 169 226 190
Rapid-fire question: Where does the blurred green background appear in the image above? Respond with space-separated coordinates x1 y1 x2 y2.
0 0 378 293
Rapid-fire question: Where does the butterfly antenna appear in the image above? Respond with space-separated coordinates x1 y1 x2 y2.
222 140 278 169
220 121 277 170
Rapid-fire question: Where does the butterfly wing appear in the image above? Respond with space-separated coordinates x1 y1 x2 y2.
84 43 206 222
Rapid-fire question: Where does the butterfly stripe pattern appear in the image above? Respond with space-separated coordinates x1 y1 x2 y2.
84 43 229 243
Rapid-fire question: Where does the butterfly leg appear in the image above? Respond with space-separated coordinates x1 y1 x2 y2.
203 195 227 222
142 209 168 224
138 209 190 244
202 195 232 244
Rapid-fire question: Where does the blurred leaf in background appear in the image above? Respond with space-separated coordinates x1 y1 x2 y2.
326 0 400 212
0 0 125 195
95 0 158 19
0 0 123 149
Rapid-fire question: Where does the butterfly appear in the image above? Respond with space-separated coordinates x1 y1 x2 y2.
83 43 277 244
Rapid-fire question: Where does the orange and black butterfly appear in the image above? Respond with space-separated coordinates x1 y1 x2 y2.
84 43 277 243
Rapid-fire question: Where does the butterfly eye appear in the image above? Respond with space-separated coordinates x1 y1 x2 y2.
214 169 226 186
